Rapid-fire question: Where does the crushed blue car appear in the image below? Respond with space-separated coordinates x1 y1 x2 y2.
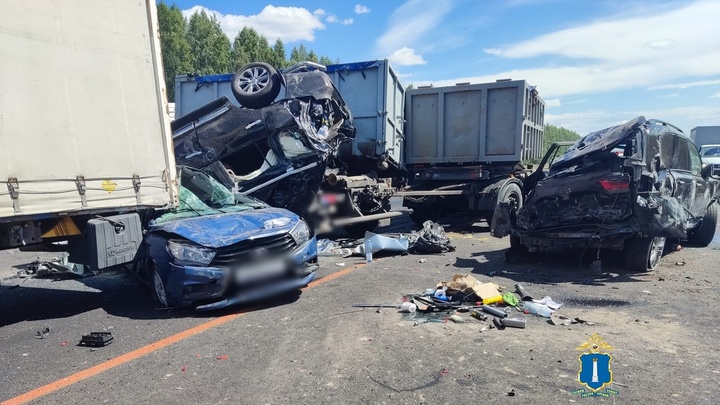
143 167 317 311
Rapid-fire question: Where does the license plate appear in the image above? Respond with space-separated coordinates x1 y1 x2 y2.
234 259 287 284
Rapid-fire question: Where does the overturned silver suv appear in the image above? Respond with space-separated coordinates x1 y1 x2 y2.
509 117 719 272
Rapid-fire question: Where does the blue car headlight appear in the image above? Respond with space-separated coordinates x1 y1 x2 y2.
166 240 216 266
289 220 310 245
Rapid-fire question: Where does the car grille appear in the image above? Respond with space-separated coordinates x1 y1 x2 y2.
713 164 720 176
211 233 296 267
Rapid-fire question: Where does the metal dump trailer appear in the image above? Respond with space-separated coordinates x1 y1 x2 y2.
400 80 544 225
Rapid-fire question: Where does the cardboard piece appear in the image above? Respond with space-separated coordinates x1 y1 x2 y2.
437 274 502 300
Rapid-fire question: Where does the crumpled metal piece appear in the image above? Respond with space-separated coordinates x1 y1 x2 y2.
408 221 456 253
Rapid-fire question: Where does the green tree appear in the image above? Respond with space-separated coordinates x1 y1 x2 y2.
257 36 273 63
186 10 231 74
543 124 581 153
289 45 310 63
272 39 287 68
318 55 334 66
157 2 192 102
406 83 415 90
307 50 318 63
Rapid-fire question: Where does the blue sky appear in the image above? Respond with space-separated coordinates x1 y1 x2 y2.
172 0 720 135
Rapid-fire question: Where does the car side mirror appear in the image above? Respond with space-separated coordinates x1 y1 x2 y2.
701 163 713 179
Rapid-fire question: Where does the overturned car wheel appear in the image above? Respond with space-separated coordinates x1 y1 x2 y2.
625 236 665 272
231 62 281 109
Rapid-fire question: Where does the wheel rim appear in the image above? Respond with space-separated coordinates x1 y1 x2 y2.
236 67 270 94
153 270 168 307
647 237 666 269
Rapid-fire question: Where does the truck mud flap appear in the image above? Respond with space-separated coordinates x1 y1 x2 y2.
490 201 512 238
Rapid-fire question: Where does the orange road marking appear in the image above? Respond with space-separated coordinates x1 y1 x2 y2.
1 263 365 405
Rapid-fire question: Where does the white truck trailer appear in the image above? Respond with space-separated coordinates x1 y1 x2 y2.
0 0 177 269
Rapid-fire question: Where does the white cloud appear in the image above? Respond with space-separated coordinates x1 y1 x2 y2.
423 1 720 98
545 98 561 107
648 79 720 91
326 14 354 25
182 5 324 43
710 92 720 99
354 4 371 14
388 47 427 66
546 106 720 136
376 0 456 55
313 9 326 16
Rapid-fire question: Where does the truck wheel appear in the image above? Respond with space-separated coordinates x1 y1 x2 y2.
499 183 523 214
231 62 281 109
687 202 718 247
344 220 379 238
489 183 523 225
624 236 665 272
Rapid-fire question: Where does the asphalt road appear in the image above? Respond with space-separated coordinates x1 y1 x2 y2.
1 213 720 404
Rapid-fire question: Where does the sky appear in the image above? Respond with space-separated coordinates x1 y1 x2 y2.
172 0 720 135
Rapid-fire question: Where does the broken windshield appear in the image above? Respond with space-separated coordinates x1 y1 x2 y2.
152 168 258 224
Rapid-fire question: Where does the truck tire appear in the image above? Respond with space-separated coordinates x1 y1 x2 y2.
624 236 665 272
489 182 523 225
231 62 281 109
687 202 718 247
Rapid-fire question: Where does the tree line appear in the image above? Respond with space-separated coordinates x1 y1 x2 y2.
158 3 337 101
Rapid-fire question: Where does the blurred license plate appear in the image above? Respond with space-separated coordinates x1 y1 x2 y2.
234 259 287 283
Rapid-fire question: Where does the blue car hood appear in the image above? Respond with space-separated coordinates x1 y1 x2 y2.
149 207 300 248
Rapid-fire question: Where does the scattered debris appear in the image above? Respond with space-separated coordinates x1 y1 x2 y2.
317 239 353 257
408 221 455 253
448 314 464 323
522 302 553 317
399 302 417 313
507 389 516 397
675 261 685 266
34 327 50 339
501 318 527 329
78 332 114 347
335 263 346 267
355 232 409 256
532 296 563 310
216 355 229 360
20 253 94 278
418 259 427 263
642 290 651 294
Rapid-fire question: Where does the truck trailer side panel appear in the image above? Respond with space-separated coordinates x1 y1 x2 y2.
0 0 177 219
404 80 544 164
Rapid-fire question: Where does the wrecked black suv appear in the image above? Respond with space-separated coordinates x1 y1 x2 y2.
511 117 719 272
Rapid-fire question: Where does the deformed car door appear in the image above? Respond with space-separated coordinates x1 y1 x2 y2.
662 134 695 213
687 139 710 218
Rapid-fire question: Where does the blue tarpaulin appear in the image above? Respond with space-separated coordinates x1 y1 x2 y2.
325 61 381 73
194 74 234 84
